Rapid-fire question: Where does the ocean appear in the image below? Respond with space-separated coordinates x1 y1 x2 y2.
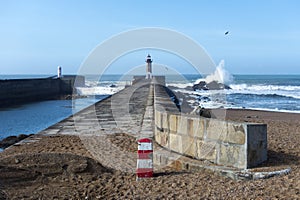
0 75 110 141
1 73 300 142
168 74 300 113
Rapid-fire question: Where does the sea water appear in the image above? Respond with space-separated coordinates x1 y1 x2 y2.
0 74 131 141
0 75 113 141
78 73 300 113
0 97 108 141
168 74 300 112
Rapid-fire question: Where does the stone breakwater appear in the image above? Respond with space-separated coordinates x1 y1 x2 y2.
0 75 84 107
1 76 291 182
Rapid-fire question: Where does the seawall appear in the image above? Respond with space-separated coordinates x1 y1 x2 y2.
0 75 85 107
153 78 267 170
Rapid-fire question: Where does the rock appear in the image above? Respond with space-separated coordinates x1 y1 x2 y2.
18 134 31 140
184 86 194 91
193 80 231 90
198 96 211 102
0 134 32 149
15 158 20 164
0 136 18 149
190 106 212 118
193 81 208 90
207 81 231 90
0 190 7 200
200 108 212 118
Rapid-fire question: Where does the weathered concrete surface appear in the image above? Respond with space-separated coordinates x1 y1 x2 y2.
153 145 291 180
154 83 268 169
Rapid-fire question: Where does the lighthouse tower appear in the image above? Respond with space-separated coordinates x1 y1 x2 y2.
145 54 153 79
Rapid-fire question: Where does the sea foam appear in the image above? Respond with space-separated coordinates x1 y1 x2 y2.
204 60 233 84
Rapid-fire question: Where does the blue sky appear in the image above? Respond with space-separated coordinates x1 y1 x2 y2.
0 0 300 75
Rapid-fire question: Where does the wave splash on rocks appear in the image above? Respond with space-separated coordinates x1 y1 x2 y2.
193 60 233 91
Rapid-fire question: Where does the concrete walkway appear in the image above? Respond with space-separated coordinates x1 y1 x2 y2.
34 79 154 137
9 80 155 173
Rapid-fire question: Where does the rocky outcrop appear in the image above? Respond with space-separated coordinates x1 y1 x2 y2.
193 81 231 90
191 106 212 118
0 134 33 149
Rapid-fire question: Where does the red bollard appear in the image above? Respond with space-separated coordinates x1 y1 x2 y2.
136 138 153 180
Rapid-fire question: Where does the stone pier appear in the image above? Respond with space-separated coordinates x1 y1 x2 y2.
4 76 275 180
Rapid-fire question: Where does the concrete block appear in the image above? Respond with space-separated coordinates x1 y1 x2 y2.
162 112 169 130
218 143 246 169
155 127 167 147
169 133 183 153
177 115 188 135
155 111 162 129
169 114 178 133
170 160 183 171
247 124 267 141
226 123 246 144
154 127 161 145
160 153 169 165
187 118 194 136
193 118 205 139
206 119 227 141
160 130 169 148
247 124 267 168
182 135 196 157
153 153 160 166
196 140 217 162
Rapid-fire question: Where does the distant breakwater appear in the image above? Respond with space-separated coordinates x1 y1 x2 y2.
0 75 85 107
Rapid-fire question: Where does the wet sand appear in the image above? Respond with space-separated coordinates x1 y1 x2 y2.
0 109 299 199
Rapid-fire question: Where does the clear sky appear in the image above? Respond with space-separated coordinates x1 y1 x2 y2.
0 0 300 75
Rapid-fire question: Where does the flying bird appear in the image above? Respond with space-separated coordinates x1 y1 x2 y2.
225 31 229 35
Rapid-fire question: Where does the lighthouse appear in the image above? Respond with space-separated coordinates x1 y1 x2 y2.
145 54 153 79
57 66 62 78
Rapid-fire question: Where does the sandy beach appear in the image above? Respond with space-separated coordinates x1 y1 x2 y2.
0 109 299 199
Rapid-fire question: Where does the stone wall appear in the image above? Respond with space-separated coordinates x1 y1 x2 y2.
0 76 84 107
153 83 267 169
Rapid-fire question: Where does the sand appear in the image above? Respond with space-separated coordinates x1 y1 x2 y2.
0 109 299 199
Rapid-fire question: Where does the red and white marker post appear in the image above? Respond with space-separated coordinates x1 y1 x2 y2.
136 138 153 180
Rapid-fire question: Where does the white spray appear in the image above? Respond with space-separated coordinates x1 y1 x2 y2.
204 60 233 84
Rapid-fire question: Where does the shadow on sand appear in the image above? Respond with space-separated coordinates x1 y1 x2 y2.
258 150 300 168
